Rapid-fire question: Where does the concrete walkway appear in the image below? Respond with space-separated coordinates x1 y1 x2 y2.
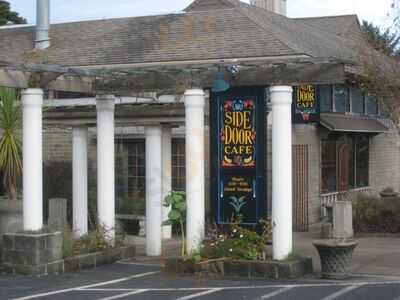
294 225 400 277
128 227 400 278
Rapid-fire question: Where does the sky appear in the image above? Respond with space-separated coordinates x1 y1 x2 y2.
6 0 394 28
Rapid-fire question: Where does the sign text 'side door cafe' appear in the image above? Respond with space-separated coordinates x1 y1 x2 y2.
211 85 319 226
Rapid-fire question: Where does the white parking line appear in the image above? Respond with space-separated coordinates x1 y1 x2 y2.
97 289 148 300
175 288 222 300
321 285 364 300
12 271 160 300
258 287 294 299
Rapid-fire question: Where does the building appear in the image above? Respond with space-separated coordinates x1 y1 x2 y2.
0 0 398 259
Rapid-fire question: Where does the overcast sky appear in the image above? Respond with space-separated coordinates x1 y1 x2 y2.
7 0 394 27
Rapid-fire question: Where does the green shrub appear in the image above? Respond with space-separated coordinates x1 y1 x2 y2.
62 226 126 258
198 219 272 261
353 193 400 233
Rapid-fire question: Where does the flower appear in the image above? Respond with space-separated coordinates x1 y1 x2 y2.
233 229 237 233
219 235 223 238
229 248 233 252
210 243 215 246
240 234 244 238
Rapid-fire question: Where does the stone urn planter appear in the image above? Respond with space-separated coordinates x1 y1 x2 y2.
313 239 357 279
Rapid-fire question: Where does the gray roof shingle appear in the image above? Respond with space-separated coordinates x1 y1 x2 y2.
0 0 376 68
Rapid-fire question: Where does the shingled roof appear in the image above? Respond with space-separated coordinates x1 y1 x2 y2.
0 0 372 68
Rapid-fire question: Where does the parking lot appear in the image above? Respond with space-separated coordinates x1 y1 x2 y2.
2 259 400 300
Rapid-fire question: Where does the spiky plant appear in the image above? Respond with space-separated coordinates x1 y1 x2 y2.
0 87 21 200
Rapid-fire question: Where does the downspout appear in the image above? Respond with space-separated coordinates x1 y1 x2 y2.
35 0 50 49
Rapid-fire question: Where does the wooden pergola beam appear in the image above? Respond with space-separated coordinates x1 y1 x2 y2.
0 58 349 94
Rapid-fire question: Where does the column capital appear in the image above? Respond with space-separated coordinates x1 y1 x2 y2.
269 86 293 106
184 89 205 108
145 125 162 137
96 94 115 112
21 89 43 107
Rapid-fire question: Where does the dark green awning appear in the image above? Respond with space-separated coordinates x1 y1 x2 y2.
320 113 388 133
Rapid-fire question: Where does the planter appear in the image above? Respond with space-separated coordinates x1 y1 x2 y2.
164 256 313 279
379 191 399 198
313 239 357 279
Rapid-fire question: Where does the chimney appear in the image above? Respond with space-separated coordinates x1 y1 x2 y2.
250 0 287 16
35 0 50 49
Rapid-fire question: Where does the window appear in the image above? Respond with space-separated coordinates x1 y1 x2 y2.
321 138 337 193
366 94 378 115
350 88 364 114
172 139 186 191
319 85 332 112
115 140 146 215
333 84 350 113
355 135 369 187
321 134 369 194
115 137 187 214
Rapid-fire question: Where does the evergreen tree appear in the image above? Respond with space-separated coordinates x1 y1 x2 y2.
0 1 26 26
361 20 400 58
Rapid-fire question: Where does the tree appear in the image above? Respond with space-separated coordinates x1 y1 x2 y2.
0 1 26 26
361 20 400 57
0 87 22 200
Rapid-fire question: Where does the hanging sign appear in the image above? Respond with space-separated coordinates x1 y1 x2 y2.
211 88 266 226
293 85 320 123
221 99 256 168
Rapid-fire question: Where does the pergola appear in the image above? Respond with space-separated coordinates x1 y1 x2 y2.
0 56 349 259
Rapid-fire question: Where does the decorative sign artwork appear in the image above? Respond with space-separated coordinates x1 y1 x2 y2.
293 85 320 123
210 88 266 226
221 99 256 168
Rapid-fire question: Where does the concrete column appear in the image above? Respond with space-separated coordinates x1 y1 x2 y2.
145 126 163 256
270 86 293 260
22 89 43 231
96 95 115 240
72 126 88 237
184 89 205 253
161 126 172 240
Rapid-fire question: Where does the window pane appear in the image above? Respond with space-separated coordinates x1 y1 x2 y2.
355 135 369 187
366 94 378 115
319 85 332 112
321 139 337 193
351 88 364 114
334 85 349 113
172 139 186 191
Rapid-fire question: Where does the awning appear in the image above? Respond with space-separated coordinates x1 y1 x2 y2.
320 113 388 133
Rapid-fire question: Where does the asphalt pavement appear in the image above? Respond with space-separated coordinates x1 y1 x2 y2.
2 258 400 300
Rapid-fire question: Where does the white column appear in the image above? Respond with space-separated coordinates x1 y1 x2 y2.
145 126 163 256
184 89 205 253
161 126 172 240
270 86 293 260
22 89 43 231
72 126 88 237
96 95 115 240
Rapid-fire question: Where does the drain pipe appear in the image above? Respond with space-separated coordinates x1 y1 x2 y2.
35 0 50 49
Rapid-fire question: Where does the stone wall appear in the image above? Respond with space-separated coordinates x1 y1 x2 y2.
369 129 400 194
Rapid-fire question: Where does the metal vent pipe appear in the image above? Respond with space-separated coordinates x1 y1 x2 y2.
35 0 50 49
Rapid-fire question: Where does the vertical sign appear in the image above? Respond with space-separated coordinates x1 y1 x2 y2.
293 85 320 123
211 88 266 225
